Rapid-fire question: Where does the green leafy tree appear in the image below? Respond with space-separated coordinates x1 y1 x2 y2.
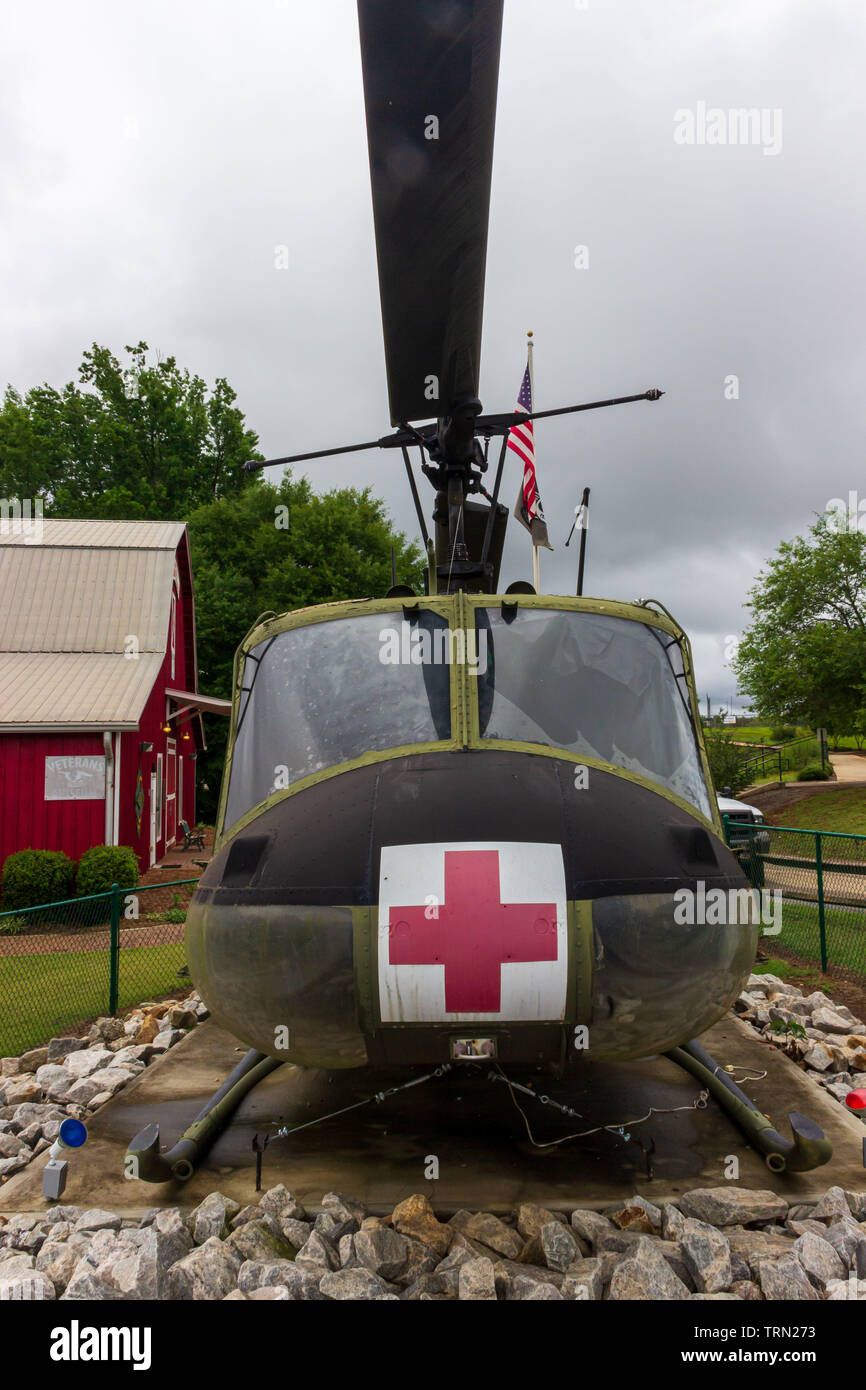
1 342 425 825
733 515 866 735
188 474 424 820
0 342 261 518
704 734 750 797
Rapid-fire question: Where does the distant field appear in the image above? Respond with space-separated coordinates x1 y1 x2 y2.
706 725 865 752
706 727 812 745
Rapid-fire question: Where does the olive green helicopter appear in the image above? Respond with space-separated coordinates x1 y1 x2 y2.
127 0 831 1184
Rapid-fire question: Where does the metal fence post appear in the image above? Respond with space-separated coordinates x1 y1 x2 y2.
109 882 120 1015
815 833 828 973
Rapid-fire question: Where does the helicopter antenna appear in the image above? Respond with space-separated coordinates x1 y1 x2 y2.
565 487 591 596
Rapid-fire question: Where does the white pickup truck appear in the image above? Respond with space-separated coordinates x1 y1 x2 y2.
717 792 771 854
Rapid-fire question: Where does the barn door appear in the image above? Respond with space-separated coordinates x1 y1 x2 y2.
165 739 177 846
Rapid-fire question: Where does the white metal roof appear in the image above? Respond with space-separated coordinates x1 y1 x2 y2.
0 653 166 729
0 519 186 550
0 519 187 728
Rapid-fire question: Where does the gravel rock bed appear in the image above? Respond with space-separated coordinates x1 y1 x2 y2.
0 995 207 1181
735 973 866 1109
1 1185 864 1301
2 977 866 1300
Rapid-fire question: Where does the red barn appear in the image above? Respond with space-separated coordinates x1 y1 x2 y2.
0 519 228 877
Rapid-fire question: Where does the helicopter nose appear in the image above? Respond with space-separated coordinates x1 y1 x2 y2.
188 749 751 1067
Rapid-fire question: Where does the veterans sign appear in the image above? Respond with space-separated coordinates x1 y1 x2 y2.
44 755 106 802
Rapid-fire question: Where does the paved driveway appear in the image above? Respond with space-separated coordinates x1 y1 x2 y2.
830 752 866 782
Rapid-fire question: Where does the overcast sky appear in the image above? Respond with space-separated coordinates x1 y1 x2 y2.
3 0 864 712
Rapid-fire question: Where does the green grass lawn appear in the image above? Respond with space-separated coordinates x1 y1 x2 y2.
771 787 866 837
0 942 185 1058
770 898 866 979
752 957 817 983
744 768 811 789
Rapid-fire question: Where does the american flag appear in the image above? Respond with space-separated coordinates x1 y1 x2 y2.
508 362 552 550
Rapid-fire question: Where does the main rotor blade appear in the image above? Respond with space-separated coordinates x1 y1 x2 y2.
357 0 504 425
243 426 430 472
476 389 665 435
244 390 664 471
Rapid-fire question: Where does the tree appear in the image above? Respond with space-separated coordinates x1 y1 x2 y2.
1 341 425 823
733 514 866 735
704 734 751 797
188 473 424 820
0 342 261 519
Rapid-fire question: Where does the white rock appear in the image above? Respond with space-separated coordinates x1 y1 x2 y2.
167 1237 242 1300
0 1153 30 1176
802 1043 835 1072
34 1064 73 1098
792 1231 846 1290
73 1209 123 1234
64 1048 114 1079
812 1007 856 1035
63 1077 111 1107
0 1131 29 1159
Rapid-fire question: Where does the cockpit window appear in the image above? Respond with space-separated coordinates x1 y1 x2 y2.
475 607 711 818
223 610 451 829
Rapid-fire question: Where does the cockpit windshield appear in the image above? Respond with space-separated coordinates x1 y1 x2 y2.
475 606 711 818
223 610 451 829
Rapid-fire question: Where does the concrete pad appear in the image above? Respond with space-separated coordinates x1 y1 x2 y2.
1 1014 864 1217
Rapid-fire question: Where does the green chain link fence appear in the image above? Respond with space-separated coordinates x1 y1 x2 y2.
0 879 198 1058
723 817 866 985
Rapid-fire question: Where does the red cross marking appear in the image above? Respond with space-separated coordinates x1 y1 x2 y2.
387 849 558 1013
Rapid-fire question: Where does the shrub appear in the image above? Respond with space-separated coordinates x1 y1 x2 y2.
770 725 797 743
0 849 76 911
0 915 28 936
76 845 139 898
796 765 830 782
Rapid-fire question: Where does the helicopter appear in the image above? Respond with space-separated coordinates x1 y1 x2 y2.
129 0 831 1183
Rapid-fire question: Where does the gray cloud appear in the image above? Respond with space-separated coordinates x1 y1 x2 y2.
2 0 864 711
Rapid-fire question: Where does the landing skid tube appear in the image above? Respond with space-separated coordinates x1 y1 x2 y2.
123 1035 834 1186
665 1038 833 1173
125 1049 283 1184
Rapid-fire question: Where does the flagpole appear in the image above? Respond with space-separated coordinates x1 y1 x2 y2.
526 330 541 592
